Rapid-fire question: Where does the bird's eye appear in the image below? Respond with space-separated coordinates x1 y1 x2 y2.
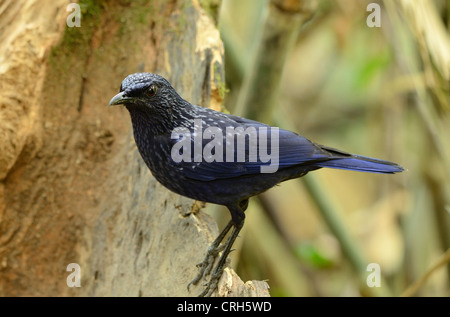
146 84 158 97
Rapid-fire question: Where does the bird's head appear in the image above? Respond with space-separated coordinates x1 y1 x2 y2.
109 73 184 119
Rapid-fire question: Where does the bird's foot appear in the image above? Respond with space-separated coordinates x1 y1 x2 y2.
187 242 225 292
188 219 242 297
196 259 230 297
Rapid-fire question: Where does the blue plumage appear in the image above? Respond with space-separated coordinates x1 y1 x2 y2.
175 118 403 182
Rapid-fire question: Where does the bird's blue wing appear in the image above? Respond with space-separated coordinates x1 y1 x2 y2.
176 125 325 181
171 107 402 182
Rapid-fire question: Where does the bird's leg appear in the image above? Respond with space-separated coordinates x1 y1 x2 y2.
189 202 247 296
197 219 244 297
187 219 233 291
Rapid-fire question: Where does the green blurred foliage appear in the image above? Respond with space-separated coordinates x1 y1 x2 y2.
295 242 335 269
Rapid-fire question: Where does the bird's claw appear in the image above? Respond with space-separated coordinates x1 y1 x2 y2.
187 242 226 295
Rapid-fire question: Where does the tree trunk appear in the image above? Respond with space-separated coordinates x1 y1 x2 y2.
0 0 269 297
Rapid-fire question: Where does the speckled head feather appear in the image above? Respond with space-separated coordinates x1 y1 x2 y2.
120 73 172 93
110 73 188 131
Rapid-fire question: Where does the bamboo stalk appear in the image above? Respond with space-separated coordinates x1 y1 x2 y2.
234 0 315 121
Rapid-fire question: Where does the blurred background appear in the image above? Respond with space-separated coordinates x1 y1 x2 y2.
204 0 450 296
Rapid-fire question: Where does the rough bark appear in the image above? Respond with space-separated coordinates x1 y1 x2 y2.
0 0 269 297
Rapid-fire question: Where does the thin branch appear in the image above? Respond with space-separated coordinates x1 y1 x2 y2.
400 248 450 297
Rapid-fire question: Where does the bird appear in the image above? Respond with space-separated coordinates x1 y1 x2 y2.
109 72 403 297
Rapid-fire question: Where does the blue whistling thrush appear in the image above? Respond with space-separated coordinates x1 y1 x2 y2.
109 72 403 296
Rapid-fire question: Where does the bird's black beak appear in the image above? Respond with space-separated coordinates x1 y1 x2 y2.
109 91 134 107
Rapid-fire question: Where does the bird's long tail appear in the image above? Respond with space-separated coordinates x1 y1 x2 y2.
314 146 404 174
